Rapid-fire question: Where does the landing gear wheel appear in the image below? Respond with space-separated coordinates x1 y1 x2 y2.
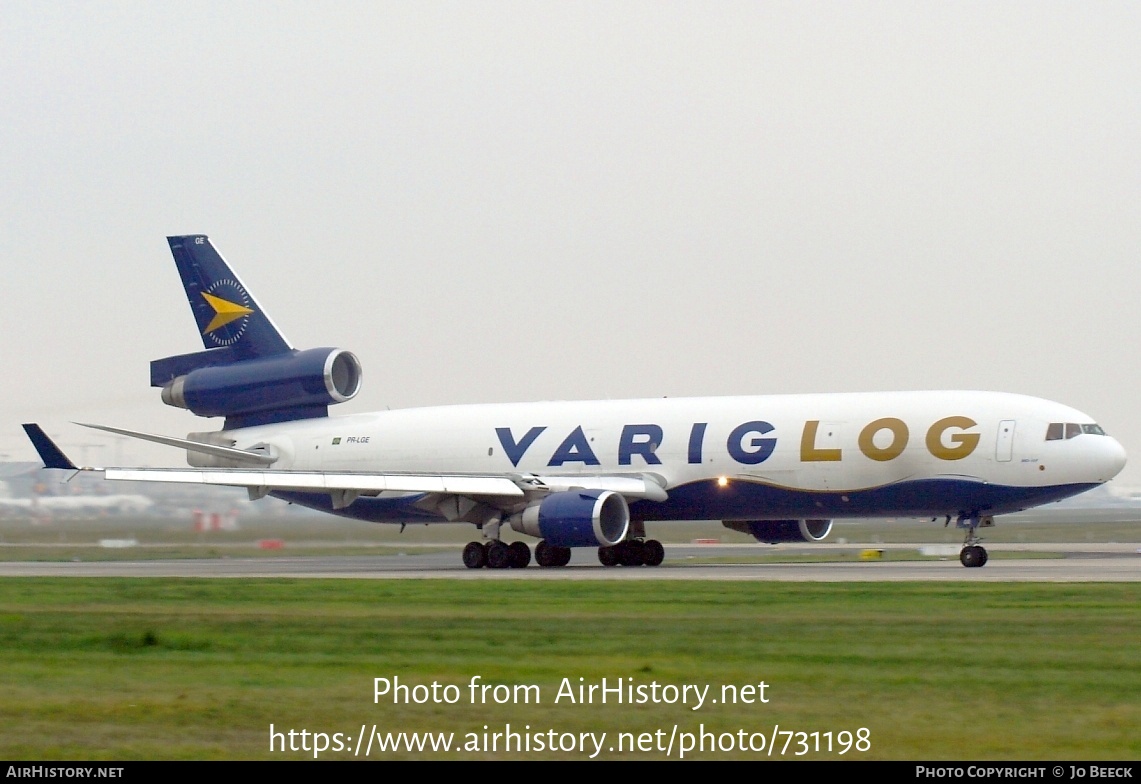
643 539 665 567
598 545 620 567
535 540 555 567
536 541 570 567
619 540 646 566
957 512 989 569
960 545 987 568
508 541 531 568
487 541 512 569
462 541 487 569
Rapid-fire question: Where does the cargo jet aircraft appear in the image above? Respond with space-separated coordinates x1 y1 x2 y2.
23 236 1127 568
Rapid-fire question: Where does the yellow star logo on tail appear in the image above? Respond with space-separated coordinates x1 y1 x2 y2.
201 291 254 334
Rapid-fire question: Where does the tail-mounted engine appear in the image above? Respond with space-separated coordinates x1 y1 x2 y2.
509 489 630 548
723 519 833 544
156 347 362 428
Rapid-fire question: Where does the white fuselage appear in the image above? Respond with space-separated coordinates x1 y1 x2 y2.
214 390 1125 523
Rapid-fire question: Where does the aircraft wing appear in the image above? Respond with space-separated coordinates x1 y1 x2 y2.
103 467 525 497
104 468 667 506
22 424 668 507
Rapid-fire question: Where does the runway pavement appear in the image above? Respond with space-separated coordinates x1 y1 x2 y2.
0 543 1136 581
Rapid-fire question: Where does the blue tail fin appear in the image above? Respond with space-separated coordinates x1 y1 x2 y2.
167 235 292 359
152 235 293 386
150 234 363 428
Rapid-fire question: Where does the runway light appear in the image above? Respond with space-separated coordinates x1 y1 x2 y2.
717 476 729 488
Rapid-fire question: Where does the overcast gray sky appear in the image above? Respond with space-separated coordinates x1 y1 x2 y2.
2 2 1140 483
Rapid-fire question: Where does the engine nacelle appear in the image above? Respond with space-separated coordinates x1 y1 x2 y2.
723 519 833 544
510 489 630 548
161 347 362 422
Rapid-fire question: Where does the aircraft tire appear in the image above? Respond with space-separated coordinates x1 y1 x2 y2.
487 541 512 569
535 540 555 567
619 540 645 567
643 539 665 567
977 546 988 567
598 545 620 567
462 541 487 569
536 541 570 568
508 541 531 568
959 545 986 568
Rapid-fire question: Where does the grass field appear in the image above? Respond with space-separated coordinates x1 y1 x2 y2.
0 579 1136 760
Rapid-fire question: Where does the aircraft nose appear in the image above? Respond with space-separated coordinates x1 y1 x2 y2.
1106 437 1127 479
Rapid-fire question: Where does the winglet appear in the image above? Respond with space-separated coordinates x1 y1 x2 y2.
21 424 78 470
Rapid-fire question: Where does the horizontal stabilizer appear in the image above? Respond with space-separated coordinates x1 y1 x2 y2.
22 424 78 470
76 423 276 467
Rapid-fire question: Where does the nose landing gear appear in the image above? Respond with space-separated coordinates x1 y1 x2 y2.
959 544 988 567
956 512 992 568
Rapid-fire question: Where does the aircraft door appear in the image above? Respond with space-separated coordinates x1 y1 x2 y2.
995 420 1016 462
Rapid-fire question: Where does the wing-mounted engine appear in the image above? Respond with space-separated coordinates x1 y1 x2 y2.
723 518 833 544
155 347 362 428
509 489 630 548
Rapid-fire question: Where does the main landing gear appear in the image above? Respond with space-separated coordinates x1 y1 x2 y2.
597 538 665 568
462 517 536 569
956 512 991 568
461 513 663 569
461 539 573 569
534 540 572 568
461 538 665 568
462 540 532 569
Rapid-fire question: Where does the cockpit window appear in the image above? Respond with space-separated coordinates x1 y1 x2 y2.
1046 422 1107 440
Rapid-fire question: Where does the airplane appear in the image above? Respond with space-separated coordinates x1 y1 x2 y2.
23 235 1127 569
